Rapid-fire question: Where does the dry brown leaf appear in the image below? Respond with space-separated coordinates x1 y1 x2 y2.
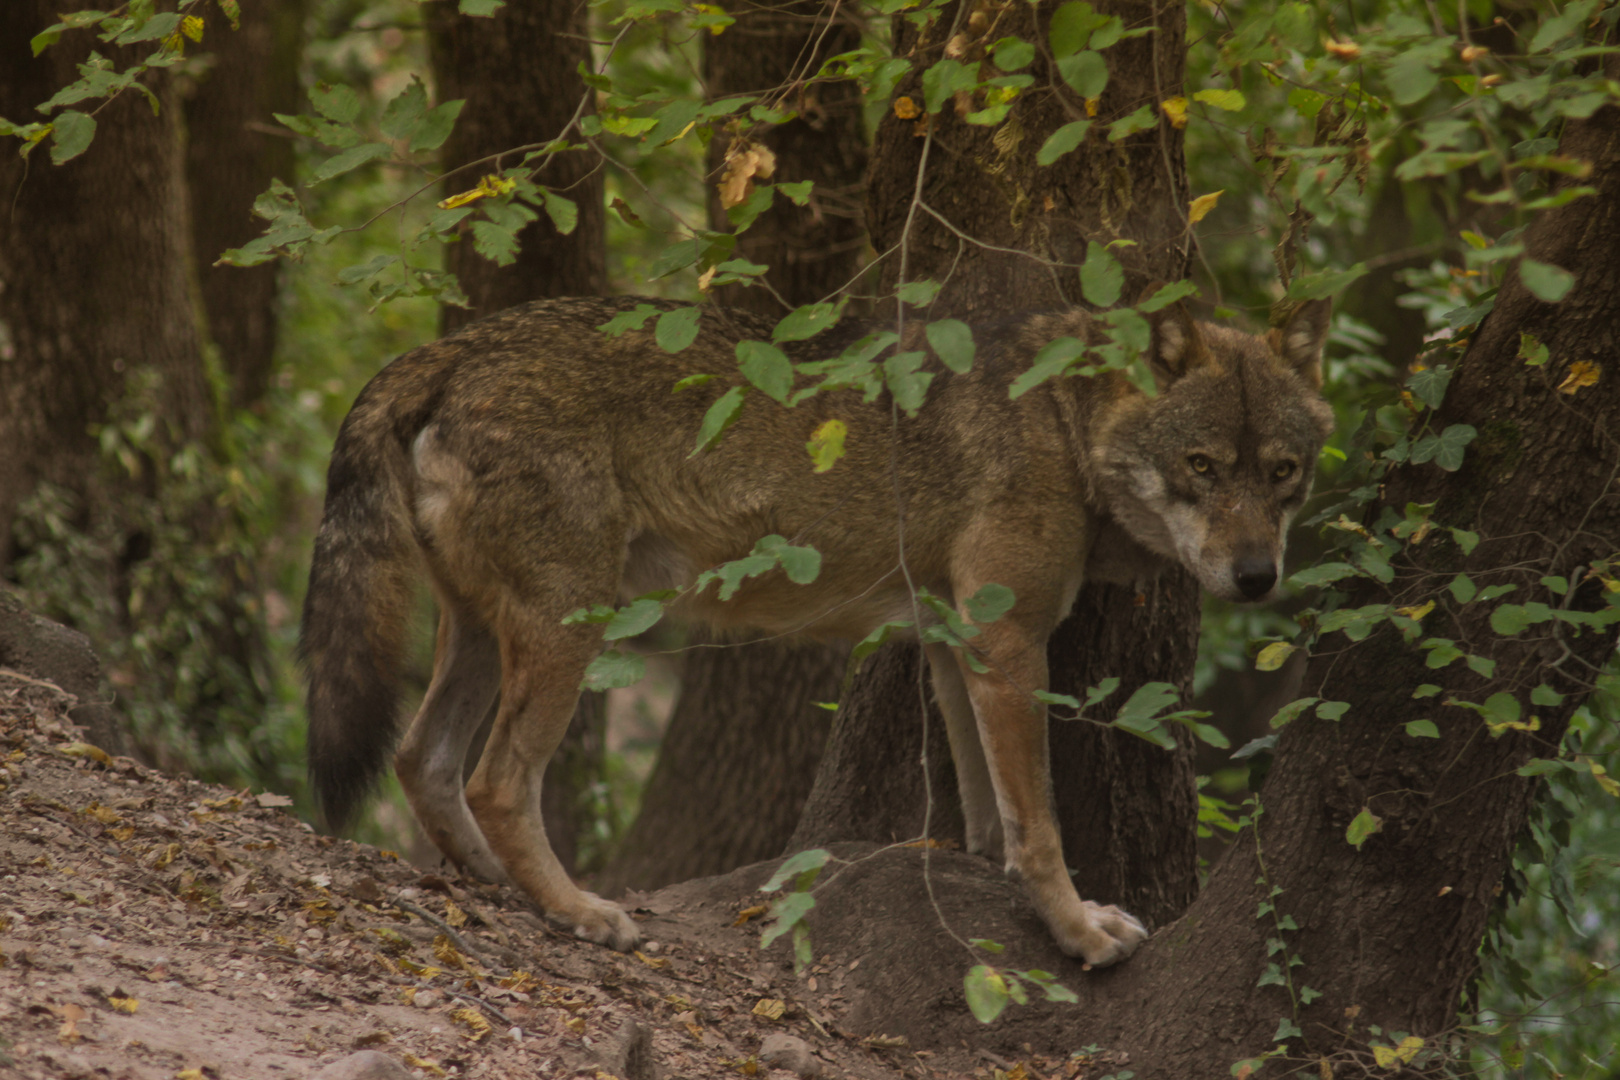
634 950 668 969
893 96 920 120
717 141 777 210
731 904 768 926
254 791 293 808
57 1002 85 1044
751 998 786 1021
1325 38 1361 59
402 1053 448 1077
452 1007 491 1042
81 802 120 826
443 898 469 928
565 1015 586 1034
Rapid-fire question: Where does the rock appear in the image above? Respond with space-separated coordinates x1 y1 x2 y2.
410 988 441 1009
589 1012 655 1080
760 1033 822 1078
0 588 127 755
310 1050 415 1080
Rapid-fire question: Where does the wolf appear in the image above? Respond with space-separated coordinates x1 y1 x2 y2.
300 294 1336 968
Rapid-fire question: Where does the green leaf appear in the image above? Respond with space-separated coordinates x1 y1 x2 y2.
1111 682 1179 749
1286 263 1367 300
1407 365 1452 410
884 351 934 415
309 82 362 123
1531 684 1565 707
1056 51 1109 99
460 0 506 13
48 110 96 165
925 320 975 373
762 848 831 891
1288 562 1360 588
1050 2 1104 57
1412 684 1442 699
851 620 911 667
646 238 701 280
778 180 813 205
1269 697 1317 729
964 584 1016 624
896 279 943 307
1107 103 1156 141
1410 424 1477 472
737 340 793 404
1254 642 1296 672
655 306 702 353
964 966 1010 1024
1192 88 1246 111
603 598 665 641
1137 280 1199 313
726 183 775 232
1449 574 1477 604
411 99 464 151
118 11 181 43
1036 120 1092 166
472 220 519 266
543 190 579 235
921 58 979 114
992 36 1034 71
1405 720 1440 739
583 649 646 690
774 302 840 343
1529 0 1598 51
690 385 747 457
1491 602 1554 636
760 892 814 948
1080 241 1123 306
310 141 391 184
598 303 661 337
1346 807 1383 849
756 534 823 585
1275 1017 1304 1042
1450 528 1480 554
1009 336 1085 399
1519 259 1575 302
1315 700 1350 721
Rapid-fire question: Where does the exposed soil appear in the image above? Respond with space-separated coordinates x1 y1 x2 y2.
0 668 1124 1080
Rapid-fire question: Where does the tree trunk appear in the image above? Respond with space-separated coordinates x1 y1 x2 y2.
793 0 1200 928
0 3 213 555
427 0 605 336
181 0 308 412
599 0 868 891
426 3 609 872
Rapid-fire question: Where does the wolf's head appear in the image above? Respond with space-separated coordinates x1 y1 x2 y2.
1092 299 1337 603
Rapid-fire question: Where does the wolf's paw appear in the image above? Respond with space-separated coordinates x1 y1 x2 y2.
569 892 641 952
964 817 1006 863
1066 901 1148 968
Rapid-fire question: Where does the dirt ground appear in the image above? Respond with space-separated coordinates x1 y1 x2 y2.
0 668 1112 1080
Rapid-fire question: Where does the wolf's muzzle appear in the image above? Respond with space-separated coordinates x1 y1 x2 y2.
1234 557 1278 601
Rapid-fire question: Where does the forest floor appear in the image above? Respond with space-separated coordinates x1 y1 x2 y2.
0 668 1109 1080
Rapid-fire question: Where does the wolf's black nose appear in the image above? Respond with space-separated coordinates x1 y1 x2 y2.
1235 559 1277 600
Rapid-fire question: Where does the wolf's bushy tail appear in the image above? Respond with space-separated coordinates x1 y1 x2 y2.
299 399 420 832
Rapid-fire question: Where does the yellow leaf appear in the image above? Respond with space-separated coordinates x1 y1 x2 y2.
176 1071 207 1080
109 995 139 1014
59 742 112 766
443 898 468 928
437 174 516 210
1160 96 1188 129
1591 763 1619 797
402 1054 447 1078
81 802 121 826
635 950 668 968
500 970 539 993
1395 600 1435 622
732 904 768 927
452 1007 491 1041
1372 1044 1399 1068
432 934 474 972
1325 38 1361 59
1557 360 1600 395
1084 97 1100 118
893 96 920 120
1395 1035 1425 1064
1188 190 1223 224
1255 641 1296 672
752 998 786 1020
806 419 847 474
565 1016 586 1034
181 15 204 42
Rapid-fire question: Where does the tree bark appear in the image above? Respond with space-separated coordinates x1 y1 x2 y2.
181 0 308 411
598 0 869 892
427 0 606 335
794 0 1200 928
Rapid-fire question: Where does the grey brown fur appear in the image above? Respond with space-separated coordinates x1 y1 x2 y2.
301 295 1335 966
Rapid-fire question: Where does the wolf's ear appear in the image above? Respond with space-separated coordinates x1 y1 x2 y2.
1272 298 1332 387
1145 301 1212 389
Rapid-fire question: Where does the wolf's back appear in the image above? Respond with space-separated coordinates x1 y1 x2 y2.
300 350 447 831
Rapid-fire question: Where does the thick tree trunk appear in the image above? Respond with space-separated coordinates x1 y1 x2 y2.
599 0 868 891
794 0 1200 928
0 4 213 556
426 3 609 871
427 0 605 335
181 0 308 411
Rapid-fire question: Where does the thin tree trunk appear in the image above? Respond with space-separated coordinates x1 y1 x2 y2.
426 2 608 872
427 0 605 336
599 0 868 891
182 0 309 412
794 0 1200 928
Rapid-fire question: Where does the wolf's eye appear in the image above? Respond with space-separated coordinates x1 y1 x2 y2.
1188 454 1213 475
1272 461 1297 481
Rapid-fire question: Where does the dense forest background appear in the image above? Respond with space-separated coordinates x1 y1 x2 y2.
2 0 1618 1074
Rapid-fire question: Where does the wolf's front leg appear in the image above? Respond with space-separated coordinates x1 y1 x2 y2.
952 638 1148 967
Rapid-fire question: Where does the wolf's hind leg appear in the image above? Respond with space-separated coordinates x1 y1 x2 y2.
926 643 1004 859
466 612 639 951
394 604 508 883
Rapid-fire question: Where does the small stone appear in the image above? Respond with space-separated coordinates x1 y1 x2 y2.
411 989 441 1009
311 1050 415 1080
590 1013 654 1080
760 1033 821 1078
